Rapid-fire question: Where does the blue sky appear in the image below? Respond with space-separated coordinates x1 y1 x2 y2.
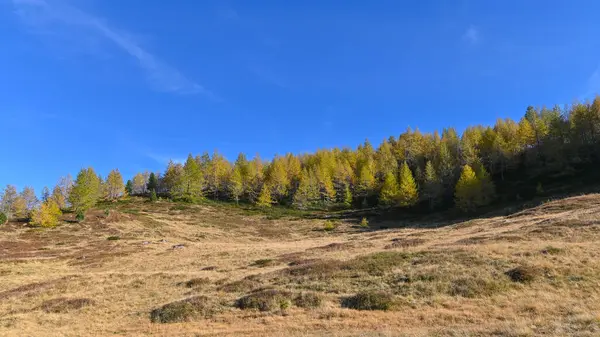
2 0 600 193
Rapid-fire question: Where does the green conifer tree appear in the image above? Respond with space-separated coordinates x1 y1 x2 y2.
379 172 399 206
397 162 418 207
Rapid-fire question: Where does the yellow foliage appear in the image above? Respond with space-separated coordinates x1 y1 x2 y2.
30 200 62 228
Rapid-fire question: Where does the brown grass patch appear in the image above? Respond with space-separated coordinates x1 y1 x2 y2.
40 298 94 313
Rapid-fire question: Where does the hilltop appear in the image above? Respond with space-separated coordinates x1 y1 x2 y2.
1 194 600 336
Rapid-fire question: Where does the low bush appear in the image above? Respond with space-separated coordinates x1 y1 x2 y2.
106 236 120 241
235 289 293 312
251 259 275 267
0 212 7 225
323 220 338 231
505 265 540 283
150 296 217 323
294 292 323 308
341 291 394 311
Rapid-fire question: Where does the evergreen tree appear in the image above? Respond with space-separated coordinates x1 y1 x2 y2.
379 172 399 206
355 159 375 207
69 167 102 213
125 180 133 196
267 156 290 203
472 161 495 207
397 162 418 207
292 169 319 209
147 172 158 193
455 165 480 212
343 184 353 208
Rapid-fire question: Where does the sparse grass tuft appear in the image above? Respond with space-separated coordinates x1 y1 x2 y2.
505 265 540 283
342 291 394 311
251 259 275 267
219 277 262 293
40 298 94 313
106 236 120 241
150 296 217 323
323 220 338 231
235 289 293 312
541 246 563 255
448 277 507 298
184 277 211 289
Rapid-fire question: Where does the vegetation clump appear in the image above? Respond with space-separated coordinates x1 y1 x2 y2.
323 220 338 231
0 212 6 225
184 277 211 288
150 296 217 323
235 289 293 312
251 259 276 267
505 265 540 283
106 235 120 241
342 291 394 311
293 292 323 309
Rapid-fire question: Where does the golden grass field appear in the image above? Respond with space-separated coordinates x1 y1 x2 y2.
1 195 600 336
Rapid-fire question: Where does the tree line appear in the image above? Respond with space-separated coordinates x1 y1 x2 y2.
3 98 600 226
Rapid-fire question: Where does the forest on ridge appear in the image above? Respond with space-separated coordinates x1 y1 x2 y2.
3 97 600 227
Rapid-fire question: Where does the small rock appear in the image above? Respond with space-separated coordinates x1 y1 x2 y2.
142 241 151 245
158 239 168 243
172 244 185 250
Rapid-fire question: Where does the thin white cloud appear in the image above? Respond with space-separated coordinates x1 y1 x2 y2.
462 25 480 44
12 0 213 97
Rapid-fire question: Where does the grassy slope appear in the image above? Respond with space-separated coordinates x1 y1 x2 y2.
1 195 600 336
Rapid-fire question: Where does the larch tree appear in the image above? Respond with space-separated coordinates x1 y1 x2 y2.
21 186 38 214
454 164 480 212
69 167 102 213
423 160 442 209
267 156 290 204
0 185 18 218
228 165 244 204
132 173 147 196
256 183 273 208
355 158 375 207
105 169 125 201
30 199 62 228
292 168 319 209
182 154 204 201
397 162 418 207
51 185 67 210
12 195 28 219
163 161 184 199
41 186 50 202
379 172 399 206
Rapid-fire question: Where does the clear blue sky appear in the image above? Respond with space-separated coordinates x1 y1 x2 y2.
2 0 600 193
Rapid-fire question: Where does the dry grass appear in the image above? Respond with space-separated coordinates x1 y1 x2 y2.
1 195 600 336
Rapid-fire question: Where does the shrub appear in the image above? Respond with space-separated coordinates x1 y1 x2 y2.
505 265 540 283
30 200 62 228
40 298 94 313
541 246 563 255
0 212 6 225
448 277 506 298
150 296 217 323
323 220 338 231
235 289 293 312
342 291 394 311
150 190 158 202
294 292 323 309
360 217 369 228
76 210 85 221
106 236 120 241
218 277 261 293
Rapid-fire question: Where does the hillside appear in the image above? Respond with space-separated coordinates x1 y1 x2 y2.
1 195 600 336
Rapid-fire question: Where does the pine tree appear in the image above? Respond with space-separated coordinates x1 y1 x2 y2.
256 183 273 208
267 156 290 203
455 165 480 212
355 159 375 207
125 180 133 196
343 184 353 208
147 172 158 193
106 169 125 201
423 161 442 209
472 161 495 207
379 172 399 206
397 162 418 207
69 167 102 213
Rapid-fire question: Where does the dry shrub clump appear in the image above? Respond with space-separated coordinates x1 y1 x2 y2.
342 291 394 311
505 265 540 283
150 296 218 323
184 277 211 289
235 289 293 312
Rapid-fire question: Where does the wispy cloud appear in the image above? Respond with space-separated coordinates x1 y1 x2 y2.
249 65 286 88
462 25 480 44
146 153 186 165
12 0 213 97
